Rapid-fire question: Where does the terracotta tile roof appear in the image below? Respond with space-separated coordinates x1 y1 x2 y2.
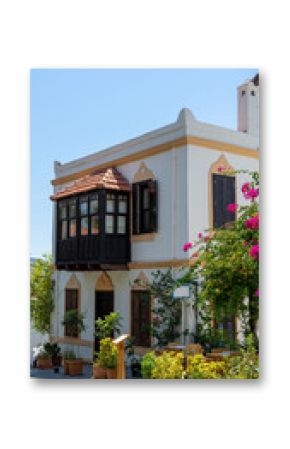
51 167 130 200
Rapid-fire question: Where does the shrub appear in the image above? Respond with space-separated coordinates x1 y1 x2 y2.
95 312 122 340
152 351 184 379
98 338 118 369
186 354 226 379
141 352 156 379
225 335 259 379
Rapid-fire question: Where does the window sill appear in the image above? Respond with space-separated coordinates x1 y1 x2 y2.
131 233 156 242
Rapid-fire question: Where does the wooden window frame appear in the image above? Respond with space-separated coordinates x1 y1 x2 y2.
132 179 158 235
212 174 236 229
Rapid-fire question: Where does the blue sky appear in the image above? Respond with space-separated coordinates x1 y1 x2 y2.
30 68 257 256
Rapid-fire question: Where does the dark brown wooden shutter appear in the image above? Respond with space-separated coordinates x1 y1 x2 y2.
213 174 235 228
132 183 139 235
65 289 78 337
148 180 158 232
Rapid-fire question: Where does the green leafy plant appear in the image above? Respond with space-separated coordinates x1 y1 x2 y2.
225 334 259 379
143 270 181 347
186 354 226 379
141 352 156 379
62 310 85 337
98 338 118 369
151 351 184 379
95 312 122 340
43 342 61 360
30 254 54 334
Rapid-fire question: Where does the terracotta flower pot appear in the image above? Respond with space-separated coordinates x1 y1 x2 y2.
106 368 117 379
92 364 107 379
64 359 83 376
52 355 62 367
37 357 53 369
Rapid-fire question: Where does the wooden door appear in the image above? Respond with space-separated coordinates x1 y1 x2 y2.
95 291 114 351
131 291 151 347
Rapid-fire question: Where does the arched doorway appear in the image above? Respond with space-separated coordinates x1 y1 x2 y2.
95 272 114 351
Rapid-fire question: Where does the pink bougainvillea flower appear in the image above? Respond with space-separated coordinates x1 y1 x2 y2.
244 214 259 230
255 289 259 297
227 203 238 213
198 232 203 239
217 165 226 173
241 182 250 193
249 243 259 260
183 242 193 252
244 188 259 201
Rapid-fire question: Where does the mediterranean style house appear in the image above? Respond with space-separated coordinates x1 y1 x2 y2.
50 74 259 361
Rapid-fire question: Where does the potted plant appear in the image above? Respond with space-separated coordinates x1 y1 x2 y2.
98 338 118 379
63 350 84 375
125 336 141 378
62 310 86 376
92 353 107 379
95 312 122 340
44 342 62 366
36 345 53 369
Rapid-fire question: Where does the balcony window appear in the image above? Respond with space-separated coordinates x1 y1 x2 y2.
91 215 99 235
81 217 89 235
105 215 114 234
117 215 126 234
132 180 158 234
106 193 115 213
61 221 67 240
79 196 88 216
90 194 98 214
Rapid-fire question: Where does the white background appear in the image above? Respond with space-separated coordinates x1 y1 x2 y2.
0 1 289 448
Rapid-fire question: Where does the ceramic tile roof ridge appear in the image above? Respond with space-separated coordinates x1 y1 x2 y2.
51 167 130 200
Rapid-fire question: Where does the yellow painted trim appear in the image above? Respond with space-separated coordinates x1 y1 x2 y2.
131 233 156 242
51 136 259 186
128 258 195 269
95 271 114 291
52 336 94 348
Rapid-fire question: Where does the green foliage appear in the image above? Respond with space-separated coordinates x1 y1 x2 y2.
151 351 184 379
146 270 181 346
95 312 122 340
43 342 61 359
62 310 85 336
141 352 156 379
30 254 54 334
98 338 118 369
182 170 259 339
186 354 226 379
63 350 76 360
225 334 259 379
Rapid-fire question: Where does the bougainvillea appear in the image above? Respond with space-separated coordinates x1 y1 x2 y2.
181 170 259 341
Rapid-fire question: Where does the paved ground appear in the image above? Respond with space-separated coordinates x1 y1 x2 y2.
30 364 135 379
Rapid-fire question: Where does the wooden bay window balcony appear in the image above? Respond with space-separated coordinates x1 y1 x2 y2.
51 168 131 270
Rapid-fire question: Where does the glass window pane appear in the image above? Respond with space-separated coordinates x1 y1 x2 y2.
143 210 150 230
69 199 77 218
142 187 149 209
105 215 114 233
79 197 88 216
80 217 88 235
118 195 127 214
69 219 77 237
106 193 115 213
91 215 99 235
90 194 98 214
117 215 126 234
61 221 67 239
59 202 67 220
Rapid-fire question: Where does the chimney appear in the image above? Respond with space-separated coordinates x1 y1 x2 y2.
237 73 259 137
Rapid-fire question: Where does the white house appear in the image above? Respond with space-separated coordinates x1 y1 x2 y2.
50 74 259 361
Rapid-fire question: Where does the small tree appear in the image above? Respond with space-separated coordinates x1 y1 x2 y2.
30 254 54 334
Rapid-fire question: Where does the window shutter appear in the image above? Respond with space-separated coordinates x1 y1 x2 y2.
148 180 158 232
225 176 236 223
132 183 139 235
213 174 235 228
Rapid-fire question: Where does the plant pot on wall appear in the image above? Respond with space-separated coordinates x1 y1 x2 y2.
37 357 53 369
64 359 83 376
92 364 107 379
106 368 117 379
